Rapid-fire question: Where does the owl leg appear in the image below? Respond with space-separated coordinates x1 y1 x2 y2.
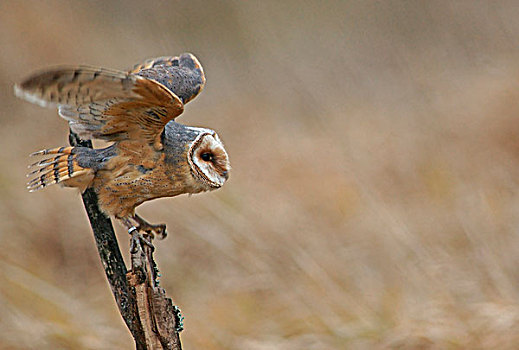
121 217 154 249
132 213 168 240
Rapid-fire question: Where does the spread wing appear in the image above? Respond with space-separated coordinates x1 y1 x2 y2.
131 53 206 104
15 66 183 148
14 52 205 148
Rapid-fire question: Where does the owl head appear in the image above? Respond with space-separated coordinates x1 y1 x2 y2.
188 131 230 188
163 122 230 191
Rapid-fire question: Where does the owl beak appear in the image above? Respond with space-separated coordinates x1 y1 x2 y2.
222 170 229 180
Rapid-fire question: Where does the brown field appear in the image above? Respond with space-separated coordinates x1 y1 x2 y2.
1 1 519 349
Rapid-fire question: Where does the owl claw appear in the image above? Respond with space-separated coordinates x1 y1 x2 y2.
132 214 167 240
154 224 167 240
129 227 154 252
138 223 167 240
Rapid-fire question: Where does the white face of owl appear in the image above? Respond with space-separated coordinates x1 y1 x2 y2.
188 131 230 189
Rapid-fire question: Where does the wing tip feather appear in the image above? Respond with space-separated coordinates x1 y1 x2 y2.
14 83 53 108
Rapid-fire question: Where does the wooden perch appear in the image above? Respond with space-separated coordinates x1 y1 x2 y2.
69 131 183 350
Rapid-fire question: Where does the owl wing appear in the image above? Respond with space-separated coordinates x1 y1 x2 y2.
14 63 189 148
130 53 206 104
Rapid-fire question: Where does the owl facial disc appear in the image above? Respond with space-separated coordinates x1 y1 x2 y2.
188 132 230 189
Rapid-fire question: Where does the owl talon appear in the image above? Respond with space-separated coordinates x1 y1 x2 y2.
154 224 167 240
132 214 167 240
135 224 165 240
128 226 154 252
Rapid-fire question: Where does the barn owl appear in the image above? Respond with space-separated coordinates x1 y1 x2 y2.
15 53 230 239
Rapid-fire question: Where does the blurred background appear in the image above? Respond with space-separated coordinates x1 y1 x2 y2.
1 1 519 349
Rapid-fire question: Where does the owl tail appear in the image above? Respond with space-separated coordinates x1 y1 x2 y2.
27 146 94 192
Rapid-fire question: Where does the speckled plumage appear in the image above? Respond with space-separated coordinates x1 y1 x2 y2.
15 53 230 239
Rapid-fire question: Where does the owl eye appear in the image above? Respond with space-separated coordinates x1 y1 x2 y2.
201 152 213 162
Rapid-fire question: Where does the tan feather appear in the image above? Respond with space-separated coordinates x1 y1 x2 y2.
129 56 180 73
15 67 184 147
27 147 93 191
14 67 137 107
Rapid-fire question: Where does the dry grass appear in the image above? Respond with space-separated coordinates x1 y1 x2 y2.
1 1 519 349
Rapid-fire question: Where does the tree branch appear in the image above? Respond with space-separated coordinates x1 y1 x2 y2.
69 131 182 349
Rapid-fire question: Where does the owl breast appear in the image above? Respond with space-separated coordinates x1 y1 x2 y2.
91 141 194 218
